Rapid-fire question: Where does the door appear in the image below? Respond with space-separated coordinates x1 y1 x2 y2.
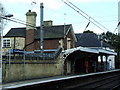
67 60 71 74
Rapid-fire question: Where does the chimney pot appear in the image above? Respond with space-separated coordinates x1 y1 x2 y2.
29 10 31 12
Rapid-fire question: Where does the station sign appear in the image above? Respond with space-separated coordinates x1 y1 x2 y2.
10 49 25 54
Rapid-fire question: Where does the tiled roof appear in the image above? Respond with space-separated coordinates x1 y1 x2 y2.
5 27 26 37
35 24 72 39
4 24 72 39
75 33 113 48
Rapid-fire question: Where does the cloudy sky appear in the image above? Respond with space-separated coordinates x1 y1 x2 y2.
0 0 120 35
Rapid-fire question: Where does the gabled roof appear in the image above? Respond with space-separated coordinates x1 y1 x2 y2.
4 27 26 37
4 24 75 39
75 33 113 49
35 24 73 39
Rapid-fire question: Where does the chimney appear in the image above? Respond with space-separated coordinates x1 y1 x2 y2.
26 10 37 30
44 20 53 26
25 10 37 51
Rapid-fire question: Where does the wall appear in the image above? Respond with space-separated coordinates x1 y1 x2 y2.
35 39 60 50
34 28 76 50
64 30 75 50
2 37 25 55
25 29 35 51
44 39 60 49
2 56 62 83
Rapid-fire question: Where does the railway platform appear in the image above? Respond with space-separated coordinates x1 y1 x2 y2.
2 69 120 90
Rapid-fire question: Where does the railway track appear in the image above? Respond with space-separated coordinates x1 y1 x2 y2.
112 84 120 90
64 74 120 90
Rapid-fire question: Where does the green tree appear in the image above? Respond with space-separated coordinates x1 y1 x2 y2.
101 31 120 52
101 31 120 68
83 30 94 33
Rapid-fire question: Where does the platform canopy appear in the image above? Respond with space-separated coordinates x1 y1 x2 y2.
98 49 117 55
63 46 117 56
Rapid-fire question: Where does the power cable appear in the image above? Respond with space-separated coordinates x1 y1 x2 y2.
46 6 117 20
3 17 35 28
66 0 110 31
11 17 35 27
62 0 111 32
2 16 72 35
62 0 106 32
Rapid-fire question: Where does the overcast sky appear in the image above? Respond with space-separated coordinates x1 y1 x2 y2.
0 0 120 35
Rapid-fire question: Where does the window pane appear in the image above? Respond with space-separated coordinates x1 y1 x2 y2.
3 39 11 47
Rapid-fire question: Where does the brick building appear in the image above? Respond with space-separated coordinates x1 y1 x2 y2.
2 10 77 54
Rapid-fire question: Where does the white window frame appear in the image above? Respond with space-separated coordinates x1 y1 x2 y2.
2 38 11 48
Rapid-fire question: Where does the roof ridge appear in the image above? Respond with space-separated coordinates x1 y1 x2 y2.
8 24 72 29
10 27 26 29
36 24 71 28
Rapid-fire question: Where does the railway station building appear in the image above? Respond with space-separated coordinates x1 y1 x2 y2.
2 10 117 83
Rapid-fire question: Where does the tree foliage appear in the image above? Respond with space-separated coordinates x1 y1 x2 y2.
83 30 94 33
101 31 120 52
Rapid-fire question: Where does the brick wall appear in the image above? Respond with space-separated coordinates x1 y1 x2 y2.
34 30 75 50
25 29 36 51
34 39 60 50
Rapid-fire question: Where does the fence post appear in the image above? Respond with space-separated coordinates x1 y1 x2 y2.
8 49 11 81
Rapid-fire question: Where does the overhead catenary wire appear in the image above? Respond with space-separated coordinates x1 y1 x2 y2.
45 6 117 20
62 0 111 32
62 0 105 32
11 17 33 25
2 16 72 35
2 1 115 34
2 17 35 28
65 0 110 31
3 2 115 34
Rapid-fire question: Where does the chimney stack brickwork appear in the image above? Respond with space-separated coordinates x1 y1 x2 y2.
44 20 53 26
26 10 37 30
25 10 37 51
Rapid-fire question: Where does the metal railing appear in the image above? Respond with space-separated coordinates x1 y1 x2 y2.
2 47 62 64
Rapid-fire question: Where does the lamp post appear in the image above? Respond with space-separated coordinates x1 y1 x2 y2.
40 3 44 54
0 14 13 86
0 17 2 88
